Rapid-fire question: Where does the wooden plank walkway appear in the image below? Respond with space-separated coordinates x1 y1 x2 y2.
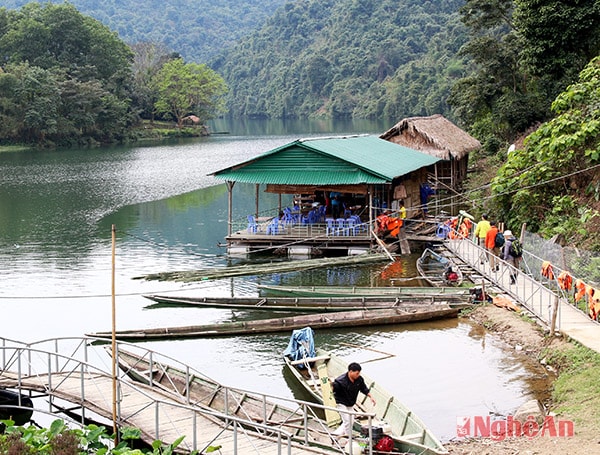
444 239 600 353
0 370 335 454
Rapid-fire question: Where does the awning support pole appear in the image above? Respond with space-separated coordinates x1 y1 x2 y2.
226 181 235 236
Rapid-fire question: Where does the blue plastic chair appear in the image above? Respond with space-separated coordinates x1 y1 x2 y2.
336 218 345 236
247 215 258 233
326 218 336 236
346 217 357 236
349 215 364 232
267 218 281 235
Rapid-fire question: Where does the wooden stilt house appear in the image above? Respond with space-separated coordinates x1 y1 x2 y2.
209 135 440 256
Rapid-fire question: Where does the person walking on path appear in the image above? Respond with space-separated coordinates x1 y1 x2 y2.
332 362 376 437
485 221 500 271
503 230 521 284
474 214 491 263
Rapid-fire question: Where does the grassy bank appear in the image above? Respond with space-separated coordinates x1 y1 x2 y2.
541 340 600 433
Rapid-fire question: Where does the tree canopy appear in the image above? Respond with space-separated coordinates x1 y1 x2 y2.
1 0 288 62
213 0 469 121
491 57 600 248
449 0 600 152
0 3 135 145
0 3 230 146
153 59 228 127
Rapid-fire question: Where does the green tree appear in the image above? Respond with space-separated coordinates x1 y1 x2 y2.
451 0 600 148
153 58 228 127
491 57 600 245
514 0 600 97
131 42 177 121
0 2 135 146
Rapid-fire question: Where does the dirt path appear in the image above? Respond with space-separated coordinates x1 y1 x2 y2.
445 305 599 454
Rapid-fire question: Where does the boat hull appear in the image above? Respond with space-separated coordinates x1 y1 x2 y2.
257 284 469 298
416 248 464 287
283 349 448 455
0 389 33 425
90 306 458 341
113 348 345 453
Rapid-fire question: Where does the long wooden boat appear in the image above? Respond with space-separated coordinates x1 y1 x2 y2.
416 248 464 287
88 306 458 342
257 284 470 298
143 293 470 312
283 342 447 455
112 348 346 453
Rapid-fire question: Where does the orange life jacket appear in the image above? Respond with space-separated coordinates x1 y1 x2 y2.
557 271 573 291
375 214 389 233
588 288 600 320
458 219 472 239
574 279 587 302
541 261 554 280
387 217 403 237
447 218 459 239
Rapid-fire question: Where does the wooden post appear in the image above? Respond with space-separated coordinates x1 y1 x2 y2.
111 225 118 443
255 184 259 219
226 181 234 237
368 186 373 243
550 295 559 337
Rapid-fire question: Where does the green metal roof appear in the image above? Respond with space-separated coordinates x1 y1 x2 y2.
211 135 440 185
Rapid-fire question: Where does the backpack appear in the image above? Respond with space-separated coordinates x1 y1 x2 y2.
374 435 394 452
509 239 523 257
494 231 505 248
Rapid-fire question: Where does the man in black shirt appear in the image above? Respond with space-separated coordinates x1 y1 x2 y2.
332 362 376 436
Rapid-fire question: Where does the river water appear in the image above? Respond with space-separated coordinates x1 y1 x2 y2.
0 118 551 441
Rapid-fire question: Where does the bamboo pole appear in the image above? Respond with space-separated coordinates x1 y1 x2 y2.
111 224 118 443
226 181 234 237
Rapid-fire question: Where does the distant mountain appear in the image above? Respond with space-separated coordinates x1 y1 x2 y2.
1 0 288 62
3 0 470 120
212 0 469 119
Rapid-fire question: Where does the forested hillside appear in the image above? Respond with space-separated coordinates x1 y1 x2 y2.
213 0 468 120
1 0 287 61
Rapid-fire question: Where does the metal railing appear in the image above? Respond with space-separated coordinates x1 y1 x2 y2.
446 238 563 329
0 336 375 454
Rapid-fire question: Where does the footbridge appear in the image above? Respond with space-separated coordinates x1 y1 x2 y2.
0 337 354 455
443 238 600 353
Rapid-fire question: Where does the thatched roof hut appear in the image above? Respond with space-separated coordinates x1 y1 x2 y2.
380 114 481 190
182 115 201 125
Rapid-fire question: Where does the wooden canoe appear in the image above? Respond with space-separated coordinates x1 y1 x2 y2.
88 306 458 341
283 347 448 455
257 284 470 298
0 389 33 426
143 294 470 311
112 348 347 453
416 248 464 287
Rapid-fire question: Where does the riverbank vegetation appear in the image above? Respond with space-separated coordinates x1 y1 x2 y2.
0 3 226 147
0 419 198 454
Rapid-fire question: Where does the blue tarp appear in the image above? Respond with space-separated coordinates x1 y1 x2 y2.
282 327 315 365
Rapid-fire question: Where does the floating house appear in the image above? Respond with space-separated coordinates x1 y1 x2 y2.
380 114 481 192
210 135 440 256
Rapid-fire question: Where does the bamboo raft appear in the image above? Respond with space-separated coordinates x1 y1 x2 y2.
88 306 458 341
